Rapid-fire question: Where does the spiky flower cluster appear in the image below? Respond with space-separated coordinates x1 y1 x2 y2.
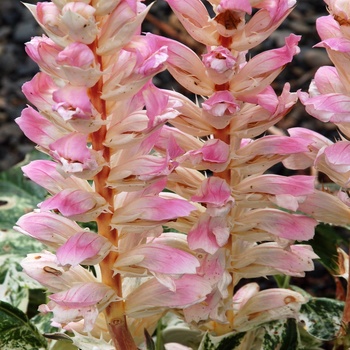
15 0 323 348
297 0 350 226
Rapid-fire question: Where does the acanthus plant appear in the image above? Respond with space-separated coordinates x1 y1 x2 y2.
11 0 341 349
296 0 350 337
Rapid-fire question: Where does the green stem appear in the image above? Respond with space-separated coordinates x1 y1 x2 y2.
274 275 291 289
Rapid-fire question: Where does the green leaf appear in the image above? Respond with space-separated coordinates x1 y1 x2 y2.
144 329 156 350
50 340 78 350
297 324 323 350
274 275 291 289
261 319 298 350
198 331 246 350
299 297 344 341
0 153 47 230
155 320 165 350
30 313 60 335
0 300 47 350
71 332 115 350
0 229 45 262
0 229 45 312
308 223 348 274
161 313 202 348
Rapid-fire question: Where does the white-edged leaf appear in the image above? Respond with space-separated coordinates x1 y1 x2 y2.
299 297 344 341
0 301 47 350
198 331 246 350
0 229 45 311
71 331 115 350
160 312 202 348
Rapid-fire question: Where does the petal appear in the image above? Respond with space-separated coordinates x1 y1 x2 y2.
49 282 115 308
115 243 199 275
236 174 315 196
233 288 306 331
14 211 82 248
22 160 90 194
188 215 229 254
233 34 300 95
125 275 212 317
191 177 233 206
40 188 108 222
236 209 317 241
300 92 350 123
15 107 62 148
164 0 217 46
56 231 113 267
147 34 214 95
112 196 195 223
20 251 96 293
323 141 350 172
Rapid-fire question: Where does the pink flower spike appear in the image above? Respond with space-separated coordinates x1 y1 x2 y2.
21 251 97 293
142 83 180 129
237 209 317 241
114 243 200 275
48 282 116 331
15 107 63 148
107 154 174 188
233 288 306 332
60 2 98 44
191 177 233 207
164 0 217 46
202 46 236 84
236 175 315 197
217 0 252 14
324 0 350 21
49 133 104 178
313 66 345 95
125 275 212 317
15 211 82 248
300 91 350 123
22 160 90 194
97 1 150 55
40 188 108 222
25 35 62 76
233 34 301 96
233 243 318 278
202 91 240 129
201 140 230 162
56 231 113 267
112 196 196 224
56 42 94 68
22 72 57 112
181 139 230 172
50 282 115 308
323 141 350 173
52 85 92 121
188 214 230 254
33 2 64 37
148 34 214 96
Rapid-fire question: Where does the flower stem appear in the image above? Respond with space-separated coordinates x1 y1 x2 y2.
90 75 137 348
213 124 235 333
